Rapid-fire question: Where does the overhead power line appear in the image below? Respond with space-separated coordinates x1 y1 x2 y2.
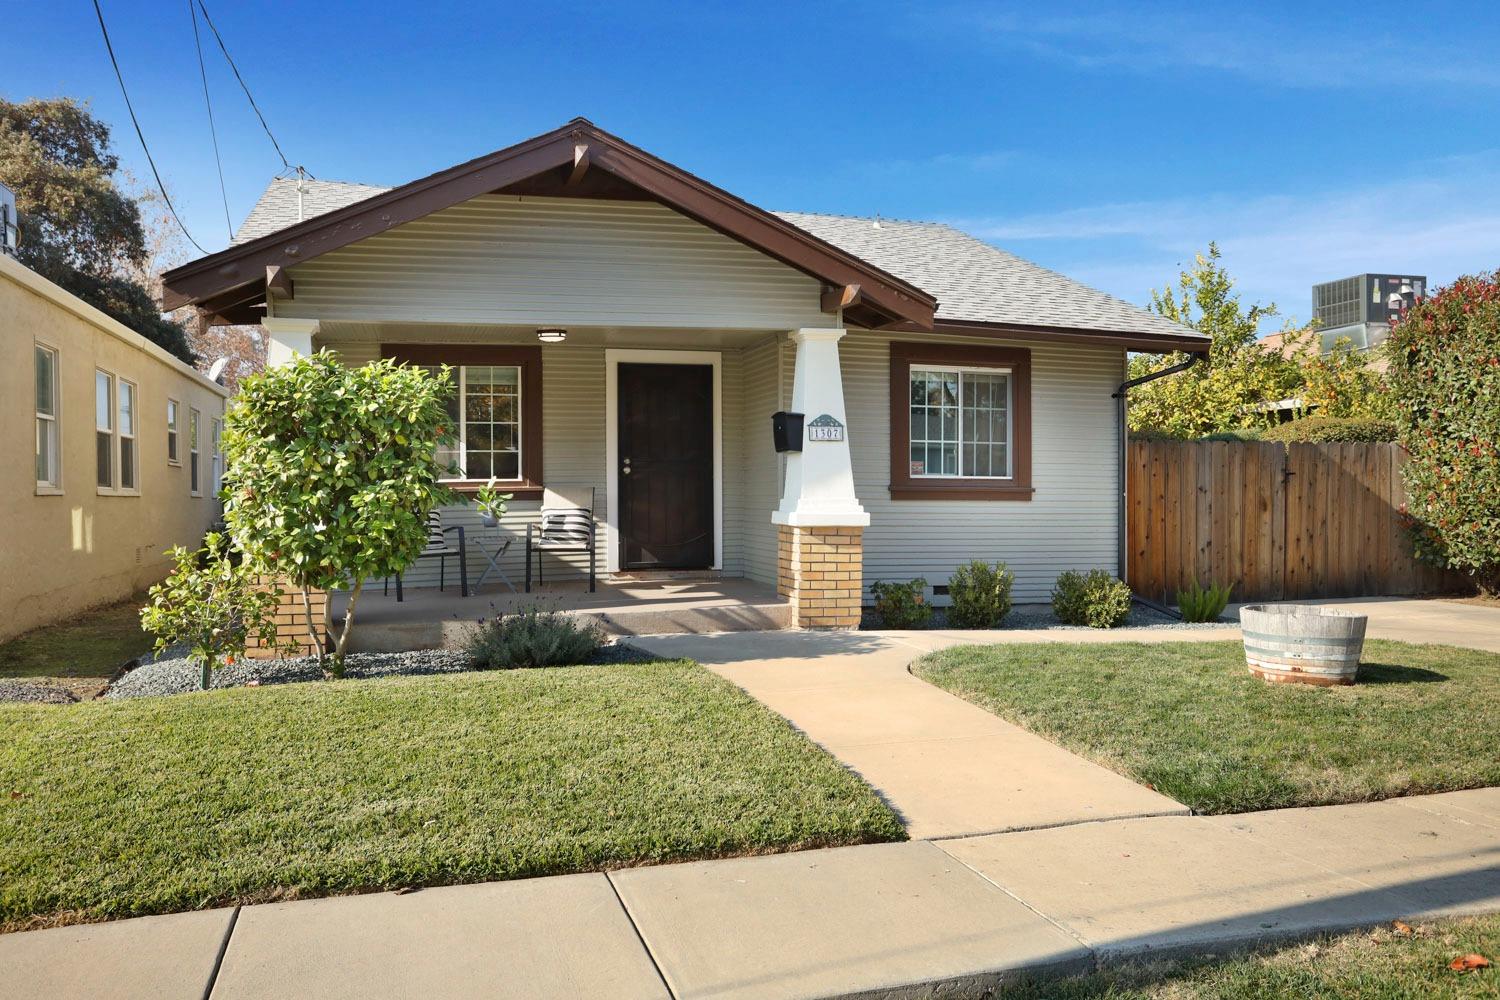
91 0 207 254
188 0 234 240
193 0 294 173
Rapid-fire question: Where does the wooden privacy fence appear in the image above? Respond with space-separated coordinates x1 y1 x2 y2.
1127 440 1462 603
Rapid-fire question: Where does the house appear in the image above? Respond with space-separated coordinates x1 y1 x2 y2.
161 119 1207 628
2 252 229 643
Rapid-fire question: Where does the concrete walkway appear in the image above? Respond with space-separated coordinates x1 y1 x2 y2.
632 629 1200 838
6 790 1497 999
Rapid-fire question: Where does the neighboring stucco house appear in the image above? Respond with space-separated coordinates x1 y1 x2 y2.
3 253 229 643
162 119 1206 627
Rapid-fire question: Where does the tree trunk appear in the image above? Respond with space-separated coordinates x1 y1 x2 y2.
300 586 328 676
332 577 365 671
200 655 214 691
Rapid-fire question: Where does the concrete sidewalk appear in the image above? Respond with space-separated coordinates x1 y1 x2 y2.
631 629 1210 838
5 790 1497 1000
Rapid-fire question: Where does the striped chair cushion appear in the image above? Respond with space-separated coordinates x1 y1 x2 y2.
535 509 593 547
422 511 455 553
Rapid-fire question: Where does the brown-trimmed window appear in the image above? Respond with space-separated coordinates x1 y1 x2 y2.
889 342 1032 500
381 344 543 499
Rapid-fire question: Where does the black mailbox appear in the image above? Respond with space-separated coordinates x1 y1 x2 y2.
772 411 804 453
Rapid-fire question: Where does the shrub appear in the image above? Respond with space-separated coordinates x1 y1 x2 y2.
223 353 457 674
1385 272 1500 595
467 608 602 669
1199 428 1263 442
869 578 932 629
140 533 289 690
1262 416 1397 444
1176 579 1232 623
1051 570 1133 628
946 561 1014 629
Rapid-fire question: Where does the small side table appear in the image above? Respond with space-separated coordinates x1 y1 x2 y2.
473 532 516 592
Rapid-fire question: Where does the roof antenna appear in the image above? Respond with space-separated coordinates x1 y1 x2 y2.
872 213 883 230
295 165 307 222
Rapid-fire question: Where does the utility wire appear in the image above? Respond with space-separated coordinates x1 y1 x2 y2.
189 0 234 240
193 0 294 174
91 0 207 253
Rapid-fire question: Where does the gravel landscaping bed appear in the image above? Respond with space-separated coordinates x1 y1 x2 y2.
106 641 657 700
860 602 1234 631
0 679 79 704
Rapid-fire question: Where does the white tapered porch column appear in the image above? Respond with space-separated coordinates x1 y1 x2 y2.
772 328 868 629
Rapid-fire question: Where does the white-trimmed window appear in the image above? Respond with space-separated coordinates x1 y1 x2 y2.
189 408 202 497
118 379 138 492
35 344 60 491
211 417 223 496
908 366 1012 479
96 370 115 490
166 399 180 464
427 365 522 481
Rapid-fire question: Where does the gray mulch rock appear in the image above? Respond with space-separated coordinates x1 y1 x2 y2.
105 641 655 700
0 680 80 705
860 603 1234 632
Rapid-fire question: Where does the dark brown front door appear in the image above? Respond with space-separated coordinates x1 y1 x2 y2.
618 363 714 570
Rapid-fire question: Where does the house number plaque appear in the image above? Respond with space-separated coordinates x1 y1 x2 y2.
806 414 845 442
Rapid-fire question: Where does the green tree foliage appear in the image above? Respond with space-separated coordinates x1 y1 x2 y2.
140 535 286 690
1384 272 1500 594
0 97 193 362
222 353 458 670
1295 335 1388 419
1127 244 1301 437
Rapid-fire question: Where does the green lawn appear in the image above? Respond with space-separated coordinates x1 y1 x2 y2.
915 639 1500 814
0 661 903 930
0 595 153 679
1001 915 1498 999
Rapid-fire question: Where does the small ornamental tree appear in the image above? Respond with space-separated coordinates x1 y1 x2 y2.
140 534 286 690
1385 272 1500 594
222 353 458 672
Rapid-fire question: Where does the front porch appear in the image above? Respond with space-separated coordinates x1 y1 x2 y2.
337 577 791 652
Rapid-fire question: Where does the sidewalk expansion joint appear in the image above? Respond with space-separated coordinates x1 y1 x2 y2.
201 905 240 1000
604 870 677 1000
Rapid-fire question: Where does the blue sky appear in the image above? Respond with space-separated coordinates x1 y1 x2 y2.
9 0 1500 328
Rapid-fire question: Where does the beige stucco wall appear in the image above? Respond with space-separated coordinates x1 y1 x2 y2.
0 256 228 643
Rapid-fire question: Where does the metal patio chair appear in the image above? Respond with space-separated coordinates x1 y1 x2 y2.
385 509 469 601
525 487 597 593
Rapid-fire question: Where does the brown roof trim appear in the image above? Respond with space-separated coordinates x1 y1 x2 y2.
884 318 1210 354
162 119 937 329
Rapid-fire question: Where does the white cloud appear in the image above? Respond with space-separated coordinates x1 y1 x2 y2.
951 5 1500 89
951 157 1500 326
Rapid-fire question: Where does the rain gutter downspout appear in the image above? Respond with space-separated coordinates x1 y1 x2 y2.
1112 351 1203 584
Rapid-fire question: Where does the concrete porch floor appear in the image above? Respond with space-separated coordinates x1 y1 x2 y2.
336 577 791 651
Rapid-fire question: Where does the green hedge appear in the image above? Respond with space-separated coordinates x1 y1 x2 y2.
1261 416 1397 443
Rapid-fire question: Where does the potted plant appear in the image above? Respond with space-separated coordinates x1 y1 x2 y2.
475 477 513 528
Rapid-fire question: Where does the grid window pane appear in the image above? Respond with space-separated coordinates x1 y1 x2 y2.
167 400 179 462
96 372 111 430
909 367 1011 479
456 365 521 480
120 439 136 490
37 419 54 484
97 431 112 488
119 382 135 436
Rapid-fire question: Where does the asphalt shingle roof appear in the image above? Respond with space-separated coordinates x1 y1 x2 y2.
234 178 1199 341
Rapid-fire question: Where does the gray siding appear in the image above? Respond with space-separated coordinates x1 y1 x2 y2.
845 330 1125 603
280 195 828 330
741 335 785 586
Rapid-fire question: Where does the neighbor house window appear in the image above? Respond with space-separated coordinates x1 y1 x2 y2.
888 342 1033 501
379 344 544 497
189 408 201 496
96 370 114 490
118 379 138 492
908 367 1011 478
211 417 223 496
166 399 180 464
35 344 60 491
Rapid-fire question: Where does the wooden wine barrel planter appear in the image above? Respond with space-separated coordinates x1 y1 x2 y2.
1241 604 1368 686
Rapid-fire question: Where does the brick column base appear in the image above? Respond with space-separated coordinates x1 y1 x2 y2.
777 525 864 629
245 577 330 659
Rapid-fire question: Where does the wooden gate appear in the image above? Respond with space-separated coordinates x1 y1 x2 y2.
1126 440 1461 602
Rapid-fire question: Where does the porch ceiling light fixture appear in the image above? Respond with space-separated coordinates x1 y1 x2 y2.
536 327 567 344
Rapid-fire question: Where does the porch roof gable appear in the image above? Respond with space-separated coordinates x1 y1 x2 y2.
161 118 936 331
